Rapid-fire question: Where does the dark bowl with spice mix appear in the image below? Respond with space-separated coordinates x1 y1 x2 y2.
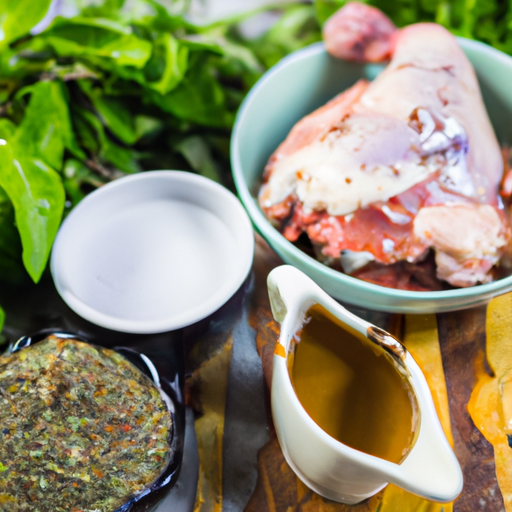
0 332 182 512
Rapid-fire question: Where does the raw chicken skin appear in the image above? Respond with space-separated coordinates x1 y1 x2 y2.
354 22 503 204
263 79 369 175
323 2 396 62
414 204 507 286
259 2 511 289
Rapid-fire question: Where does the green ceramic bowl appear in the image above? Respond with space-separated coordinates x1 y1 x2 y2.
231 40 512 313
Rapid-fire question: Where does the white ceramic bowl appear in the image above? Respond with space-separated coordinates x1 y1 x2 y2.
231 40 512 313
51 171 254 333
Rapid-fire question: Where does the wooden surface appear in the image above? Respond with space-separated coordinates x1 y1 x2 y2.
239 234 505 512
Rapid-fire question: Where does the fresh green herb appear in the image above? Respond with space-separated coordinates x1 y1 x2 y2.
0 0 321 304
0 0 53 49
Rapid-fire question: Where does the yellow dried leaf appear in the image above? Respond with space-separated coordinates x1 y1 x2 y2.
192 337 233 512
468 292 512 511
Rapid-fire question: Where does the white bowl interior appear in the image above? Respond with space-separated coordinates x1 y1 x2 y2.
51 171 254 333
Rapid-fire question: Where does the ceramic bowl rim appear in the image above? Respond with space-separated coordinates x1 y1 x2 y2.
51 170 255 333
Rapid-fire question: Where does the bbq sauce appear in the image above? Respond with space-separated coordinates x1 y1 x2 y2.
288 305 418 464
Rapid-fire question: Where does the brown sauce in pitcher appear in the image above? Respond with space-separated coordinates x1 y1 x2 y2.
288 305 418 464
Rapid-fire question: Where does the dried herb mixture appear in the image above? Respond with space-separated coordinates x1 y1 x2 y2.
0 336 172 512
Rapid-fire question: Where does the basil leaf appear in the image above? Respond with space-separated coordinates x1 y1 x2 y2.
103 140 140 174
313 0 343 27
251 5 321 68
181 32 263 89
174 136 220 182
63 158 102 207
77 0 126 19
149 54 233 128
0 118 16 139
144 33 188 95
0 142 65 283
134 115 163 141
0 306 4 333
136 0 193 33
0 186 24 283
14 80 84 169
0 0 52 47
44 17 152 68
78 80 137 145
72 106 101 155
73 106 140 174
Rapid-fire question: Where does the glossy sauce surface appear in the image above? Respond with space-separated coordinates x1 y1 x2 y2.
289 305 417 463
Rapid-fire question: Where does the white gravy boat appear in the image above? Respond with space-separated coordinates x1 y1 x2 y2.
267 265 463 504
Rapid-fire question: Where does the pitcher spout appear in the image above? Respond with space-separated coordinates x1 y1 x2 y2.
386 355 464 502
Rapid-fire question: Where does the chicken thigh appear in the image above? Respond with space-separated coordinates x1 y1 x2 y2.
259 2 510 289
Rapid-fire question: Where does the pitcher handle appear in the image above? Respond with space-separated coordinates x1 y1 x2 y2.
267 265 322 324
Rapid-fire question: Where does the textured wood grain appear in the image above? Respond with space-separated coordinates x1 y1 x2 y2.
438 308 504 512
467 294 512 512
248 236 283 390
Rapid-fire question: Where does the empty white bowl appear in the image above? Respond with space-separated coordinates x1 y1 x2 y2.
51 171 254 333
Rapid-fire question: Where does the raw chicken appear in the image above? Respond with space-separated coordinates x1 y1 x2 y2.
259 2 511 289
